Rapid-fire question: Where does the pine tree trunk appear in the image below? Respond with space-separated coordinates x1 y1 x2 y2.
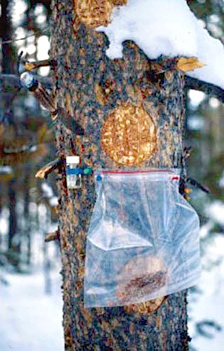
51 1 189 350
8 179 20 267
23 171 31 265
2 0 20 268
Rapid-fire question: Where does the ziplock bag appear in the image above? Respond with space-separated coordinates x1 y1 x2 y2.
84 169 201 308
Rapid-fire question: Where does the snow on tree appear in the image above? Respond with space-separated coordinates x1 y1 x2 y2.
97 0 224 89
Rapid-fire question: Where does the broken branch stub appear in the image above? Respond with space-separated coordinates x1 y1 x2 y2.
45 230 60 242
35 158 62 179
176 57 204 72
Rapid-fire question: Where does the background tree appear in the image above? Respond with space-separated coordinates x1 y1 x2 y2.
0 0 54 270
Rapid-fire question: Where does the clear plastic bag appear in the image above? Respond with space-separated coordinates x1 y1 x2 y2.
84 169 201 308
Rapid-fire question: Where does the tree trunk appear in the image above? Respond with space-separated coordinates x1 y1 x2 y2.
51 1 189 350
8 179 20 268
1 0 16 125
23 171 31 265
1 0 20 268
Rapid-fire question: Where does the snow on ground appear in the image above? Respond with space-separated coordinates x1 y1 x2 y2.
97 0 224 89
0 229 63 351
0 268 63 351
1 233 223 351
1 216 224 350
188 231 224 351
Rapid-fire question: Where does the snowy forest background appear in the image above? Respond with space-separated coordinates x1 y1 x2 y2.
0 1 223 350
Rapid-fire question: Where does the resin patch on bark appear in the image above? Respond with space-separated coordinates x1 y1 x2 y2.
101 102 157 166
73 0 127 29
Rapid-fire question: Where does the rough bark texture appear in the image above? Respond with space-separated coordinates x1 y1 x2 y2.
51 0 189 350
8 179 20 267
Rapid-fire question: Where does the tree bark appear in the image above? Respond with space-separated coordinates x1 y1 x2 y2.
8 179 20 267
51 1 189 350
1 0 21 268
23 171 31 265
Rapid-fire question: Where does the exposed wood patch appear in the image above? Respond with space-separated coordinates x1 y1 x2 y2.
101 102 157 166
73 0 127 29
176 57 204 72
94 83 106 105
124 297 166 314
116 254 166 313
66 92 74 117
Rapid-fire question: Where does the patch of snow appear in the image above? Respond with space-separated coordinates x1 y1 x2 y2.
189 234 224 351
0 166 13 175
41 182 54 198
39 66 50 77
187 114 205 131
188 90 206 108
206 201 224 226
0 217 8 237
0 207 9 237
0 269 63 351
37 36 50 61
49 196 58 207
11 0 28 26
97 0 224 89
219 172 224 189
209 97 220 108
0 205 62 351
199 221 213 239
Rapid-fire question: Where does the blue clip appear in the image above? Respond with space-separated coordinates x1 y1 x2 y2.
67 168 82 175
96 175 102 182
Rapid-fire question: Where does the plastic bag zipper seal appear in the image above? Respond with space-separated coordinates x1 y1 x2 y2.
97 169 180 181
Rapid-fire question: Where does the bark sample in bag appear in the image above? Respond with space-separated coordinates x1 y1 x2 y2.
116 254 167 305
84 169 201 308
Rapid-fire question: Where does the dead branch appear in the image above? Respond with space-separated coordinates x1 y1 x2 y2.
0 74 52 91
44 230 60 242
35 158 62 179
185 76 224 103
